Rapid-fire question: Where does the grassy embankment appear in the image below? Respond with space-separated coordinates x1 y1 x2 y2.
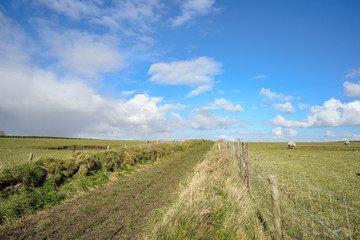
147 140 270 240
0 136 150 169
0 137 208 225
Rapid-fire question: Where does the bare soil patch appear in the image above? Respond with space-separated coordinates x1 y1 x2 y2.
0 142 212 239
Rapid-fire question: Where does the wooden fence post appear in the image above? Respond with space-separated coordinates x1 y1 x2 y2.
237 138 241 170
268 175 283 240
28 152 33 161
218 142 221 151
72 145 76 154
243 142 249 189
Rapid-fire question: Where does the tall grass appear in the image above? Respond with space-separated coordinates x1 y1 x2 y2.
147 141 270 240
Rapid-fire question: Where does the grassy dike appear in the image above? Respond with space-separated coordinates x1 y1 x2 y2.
146 140 270 240
0 139 208 225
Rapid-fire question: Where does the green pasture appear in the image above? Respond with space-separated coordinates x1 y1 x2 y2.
247 141 360 205
0 137 150 169
242 141 360 239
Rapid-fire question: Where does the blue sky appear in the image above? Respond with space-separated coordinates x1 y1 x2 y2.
0 0 360 141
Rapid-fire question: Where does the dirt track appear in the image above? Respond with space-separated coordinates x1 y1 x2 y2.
0 142 212 239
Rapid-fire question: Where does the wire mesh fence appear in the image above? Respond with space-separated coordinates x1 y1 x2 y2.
228 141 360 240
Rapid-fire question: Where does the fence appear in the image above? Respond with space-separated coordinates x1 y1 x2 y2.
227 140 360 240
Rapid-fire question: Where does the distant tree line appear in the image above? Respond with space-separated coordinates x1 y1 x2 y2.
0 130 6 136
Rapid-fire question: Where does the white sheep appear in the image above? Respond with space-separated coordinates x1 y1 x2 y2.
345 141 350 146
288 141 296 149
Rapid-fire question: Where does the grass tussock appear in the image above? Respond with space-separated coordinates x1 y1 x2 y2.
147 141 270 240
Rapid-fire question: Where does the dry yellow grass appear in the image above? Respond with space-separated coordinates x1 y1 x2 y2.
146 140 270 240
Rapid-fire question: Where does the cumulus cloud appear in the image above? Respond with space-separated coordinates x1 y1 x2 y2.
0 54 175 137
148 56 222 86
170 112 188 130
271 127 298 138
343 81 360 98
270 98 360 128
41 29 126 78
0 12 179 138
259 88 293 102
325 130 360 141
298 103 310 110
190 108 237 130
172 0 216 27
346 68 360 79
185 85 213 98
273 102 295 113
209 98 244 112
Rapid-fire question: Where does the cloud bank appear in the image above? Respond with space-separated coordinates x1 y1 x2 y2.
270 98 360 128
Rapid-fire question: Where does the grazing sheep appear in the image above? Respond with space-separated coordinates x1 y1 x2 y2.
345 141 350 146
288 141 296 149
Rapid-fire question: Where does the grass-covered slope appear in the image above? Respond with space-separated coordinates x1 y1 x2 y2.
147 140 270 240
0 139 209 224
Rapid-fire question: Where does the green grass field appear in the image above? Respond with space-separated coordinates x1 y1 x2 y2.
247 141 360 205
0 136 151 170
245 141 360 239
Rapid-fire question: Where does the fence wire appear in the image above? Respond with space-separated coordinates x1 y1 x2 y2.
229 142 360 240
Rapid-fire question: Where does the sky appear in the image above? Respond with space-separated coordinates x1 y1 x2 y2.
0 0 360 142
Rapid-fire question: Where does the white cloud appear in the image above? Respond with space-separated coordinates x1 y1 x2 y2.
41 29 126 78
343 81 360 98
0 55 175 137
272 127 283 137
190 108 237 130
259 88 293 102
170 112 188 130
90 0 164 32
0 10 186 139
252 74 268 80
209 98 244 112
273 102 295 113
172 0 216 27
271 127 298 138
298 103 310 110
185 85 213 98
121 90 136 97
37 0 102 19
324 130 360 141
0 12 31 63
325 130 336 138
270 98 360 128
148 56 222 86
38 0 163 33
346 68 360 79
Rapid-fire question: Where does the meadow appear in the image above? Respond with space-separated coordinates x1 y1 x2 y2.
0 136 151 169
247 141 360 206
244 141 360 239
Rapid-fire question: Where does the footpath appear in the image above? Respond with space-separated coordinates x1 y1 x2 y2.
0 142 213 240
